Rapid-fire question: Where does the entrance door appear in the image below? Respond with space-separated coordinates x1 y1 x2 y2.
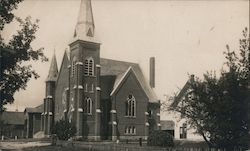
100 99 111 140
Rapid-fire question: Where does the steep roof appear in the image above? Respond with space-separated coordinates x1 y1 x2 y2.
55 50 70 88
170 75 194 109
24 104 43 113
1 111 25 125
73 0 96 42
46 53 58 82
100 58 158 103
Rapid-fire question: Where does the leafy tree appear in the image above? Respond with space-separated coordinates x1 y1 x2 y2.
147 130 174 147
168 28 250 150
51 119 76 140
0 0 48 112
0 0 22 30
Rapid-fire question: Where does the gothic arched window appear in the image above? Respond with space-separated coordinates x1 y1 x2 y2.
124 125 136 135
71 57 77 77
84 57 94 76
132 126 136 134
84 59 89 75
125 94 136 117
84 97 93 115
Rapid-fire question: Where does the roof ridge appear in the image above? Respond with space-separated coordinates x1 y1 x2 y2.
110 66 132 96
2 111 23 113
101 58 139 65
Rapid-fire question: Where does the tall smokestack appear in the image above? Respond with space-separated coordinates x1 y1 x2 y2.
150 57 155 88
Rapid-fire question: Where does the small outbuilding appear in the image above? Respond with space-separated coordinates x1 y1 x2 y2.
160 120 175 137
24 104 43 138
0 111 25 139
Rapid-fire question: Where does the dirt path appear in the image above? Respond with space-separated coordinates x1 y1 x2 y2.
0 141 51 151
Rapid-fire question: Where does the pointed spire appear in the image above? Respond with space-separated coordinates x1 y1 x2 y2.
74 0 95 38
63 48 70 64
46 52 58 82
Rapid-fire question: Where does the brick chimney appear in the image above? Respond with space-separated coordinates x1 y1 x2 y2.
149 57 155 88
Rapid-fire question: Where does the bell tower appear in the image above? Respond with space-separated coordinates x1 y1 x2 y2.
43 52 58 136
68 0 101 140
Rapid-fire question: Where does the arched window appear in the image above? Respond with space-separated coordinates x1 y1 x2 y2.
125 94 136 117
84 83 88 92
71 57 77 77
84 57 94 76
90 83 94 93
62 89 68 112
180 123 187 139
84 97 92 115
132 126 136 134
125 126 128 134
69 114 72 123
125 101 128 116
89 58 94 75
84 59 89 75
124 126 136 135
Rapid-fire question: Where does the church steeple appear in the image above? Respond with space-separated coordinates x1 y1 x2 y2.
68 0 101 139
74 0 95 38
46 52 58 82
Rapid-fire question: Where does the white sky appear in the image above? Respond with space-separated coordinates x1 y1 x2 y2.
2 0 249 119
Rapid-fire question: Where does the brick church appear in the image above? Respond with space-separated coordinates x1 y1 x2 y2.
35 0 161 141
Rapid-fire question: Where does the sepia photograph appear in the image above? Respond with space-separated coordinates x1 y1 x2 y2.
0 0 249 150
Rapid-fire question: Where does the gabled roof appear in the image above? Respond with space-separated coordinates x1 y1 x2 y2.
110 66 135 95
24 104 43 114
1 111 25 125
46 53 58 82
55 50 70 88
100 58 158 103
170 75 194 108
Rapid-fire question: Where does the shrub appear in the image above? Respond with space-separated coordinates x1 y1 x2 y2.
51 119 76 140
147 130 174 147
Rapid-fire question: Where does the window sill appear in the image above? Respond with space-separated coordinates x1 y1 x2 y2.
124 116 136 118
84 113 93 116
83 75 96 78
124 133 136 135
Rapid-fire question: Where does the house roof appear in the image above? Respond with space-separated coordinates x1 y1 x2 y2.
170 75 194 109
160 120 175 130
24 104 43 113
1 111 25 125
100 58 159 103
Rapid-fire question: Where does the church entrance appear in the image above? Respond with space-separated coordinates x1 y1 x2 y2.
100 99 111 140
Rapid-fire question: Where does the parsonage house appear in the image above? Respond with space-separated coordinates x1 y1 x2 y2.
170 75 203 140
24 0 161 141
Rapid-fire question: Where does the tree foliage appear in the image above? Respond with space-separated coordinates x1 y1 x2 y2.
51 119 76 140
169 28 250 150
147 130 174 147
0 0 23 30
0 0 48 112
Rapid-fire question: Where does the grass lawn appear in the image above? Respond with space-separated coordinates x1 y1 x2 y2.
21 145 96 151
0 139 209 151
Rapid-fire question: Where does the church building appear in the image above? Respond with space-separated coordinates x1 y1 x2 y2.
40 0 161 141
